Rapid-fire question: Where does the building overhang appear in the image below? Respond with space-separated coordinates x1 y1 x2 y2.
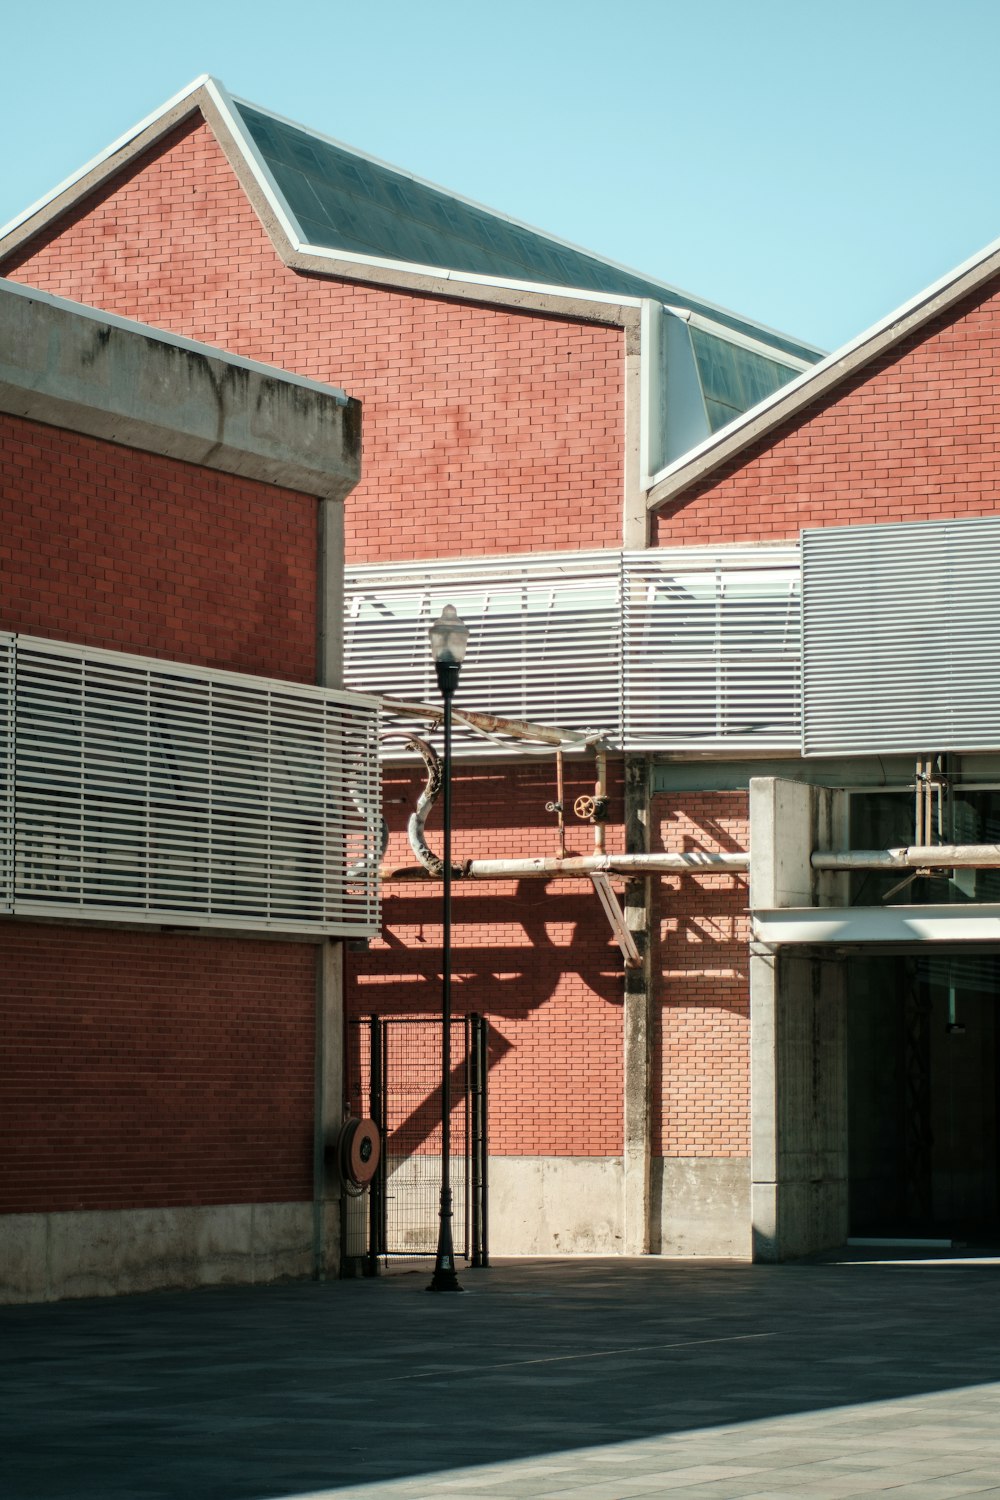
753 904 1000 947
0 278 360 499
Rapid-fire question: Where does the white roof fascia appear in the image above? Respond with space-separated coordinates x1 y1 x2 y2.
645 360 823 493
1 276 350 404
295 240 643 309
204 77 307 256
0 75 211 243
646 232 1000 506
672 307 816 370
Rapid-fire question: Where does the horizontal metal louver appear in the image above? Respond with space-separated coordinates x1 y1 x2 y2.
623 547 800 749
0 632 13 913
344 552 623 752
345 547 802 754
8 635 381 936
802 516 1000 756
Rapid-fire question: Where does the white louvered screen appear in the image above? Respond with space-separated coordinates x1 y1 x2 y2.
9 635 381 936
623 548 801 749
0 632 13 913
345 547 804 754
344 552 623 751
802 516 1000 756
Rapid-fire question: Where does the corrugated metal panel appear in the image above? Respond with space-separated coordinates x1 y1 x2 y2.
344 552 624 752
802 516 1000 756
0 632 13 913
9 635 381 936
345 546 803 755
623 548 801 749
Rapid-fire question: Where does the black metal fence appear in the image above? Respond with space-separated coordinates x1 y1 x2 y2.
344 1014 489 1271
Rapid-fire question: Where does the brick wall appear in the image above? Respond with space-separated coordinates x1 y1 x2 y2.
2 400 321 1218
0 926 315 1213
349 760 627 1156
652 281 1000 546
652 793 749 1158
1 411 317 681
4 116 625 565
644 285 1000 1161
3 107 631 1191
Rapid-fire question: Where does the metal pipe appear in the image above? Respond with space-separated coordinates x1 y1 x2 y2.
812 845 1000 870
382 842 1000 882
556 750 566 858
594 747 608 854
380 695 609 748
381 851 750 881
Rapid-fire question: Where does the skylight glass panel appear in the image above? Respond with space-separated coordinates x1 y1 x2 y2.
232 99 822 363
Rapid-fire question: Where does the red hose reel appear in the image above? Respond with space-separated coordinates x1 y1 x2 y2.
336 1117 381 1187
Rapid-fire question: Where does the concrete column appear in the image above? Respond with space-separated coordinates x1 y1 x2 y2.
749 778 849 1261
317 498 345 691
314 495 347 1278
313 938 346 1278
622 755 653 1254
622 311 648 549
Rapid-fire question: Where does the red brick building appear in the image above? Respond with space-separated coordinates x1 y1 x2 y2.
5 75 1000 1277
0 278 377 1300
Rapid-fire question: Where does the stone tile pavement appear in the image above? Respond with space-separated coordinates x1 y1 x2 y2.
3 1254 1000 1498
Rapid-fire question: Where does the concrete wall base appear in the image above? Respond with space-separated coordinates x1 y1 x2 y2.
0 1202 317 1304
488 1157 624 1255
652 1158 752 1258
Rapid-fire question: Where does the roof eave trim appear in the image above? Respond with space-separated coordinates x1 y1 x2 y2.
647 238 1000 511
295 241 646 309
0 75 212 246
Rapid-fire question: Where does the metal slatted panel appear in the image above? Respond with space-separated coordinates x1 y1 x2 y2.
802 516 1000 756
10 635 381 936
0 633 13 913
346 547 804 754
344 552 624 751
623 548 801 749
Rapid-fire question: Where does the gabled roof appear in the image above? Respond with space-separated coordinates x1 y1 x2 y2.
0 75 820 370
645 232 1000 509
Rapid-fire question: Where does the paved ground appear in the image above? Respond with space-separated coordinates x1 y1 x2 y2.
3 1253 1000 1499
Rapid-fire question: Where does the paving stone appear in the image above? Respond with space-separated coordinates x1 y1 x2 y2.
3 1256 1000 1499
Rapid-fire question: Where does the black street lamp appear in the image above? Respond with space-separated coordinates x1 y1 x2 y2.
428 604 469 1293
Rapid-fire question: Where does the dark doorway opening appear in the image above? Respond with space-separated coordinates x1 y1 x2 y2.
848 950 1000 1243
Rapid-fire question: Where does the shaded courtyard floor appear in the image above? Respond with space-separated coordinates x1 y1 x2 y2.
3 1253 1000 1498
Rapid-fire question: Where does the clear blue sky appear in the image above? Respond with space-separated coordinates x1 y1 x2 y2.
3 0 998 352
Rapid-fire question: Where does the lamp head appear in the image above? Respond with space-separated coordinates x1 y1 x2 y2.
428 604 469 703
428 605 470 667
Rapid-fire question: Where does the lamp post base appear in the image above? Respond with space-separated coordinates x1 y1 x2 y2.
428 1187 464 1292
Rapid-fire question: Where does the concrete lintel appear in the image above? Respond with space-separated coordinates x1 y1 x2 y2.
749 777 848 912
753 903 1000 946
0 279 361 501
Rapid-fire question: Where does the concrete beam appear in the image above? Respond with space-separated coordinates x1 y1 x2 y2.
0 279 361 500
753 903 1000 946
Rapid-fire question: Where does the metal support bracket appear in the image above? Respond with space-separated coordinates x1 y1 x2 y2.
590 873 642 968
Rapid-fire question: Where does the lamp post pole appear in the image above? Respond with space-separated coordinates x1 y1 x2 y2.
428 605 469 1293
